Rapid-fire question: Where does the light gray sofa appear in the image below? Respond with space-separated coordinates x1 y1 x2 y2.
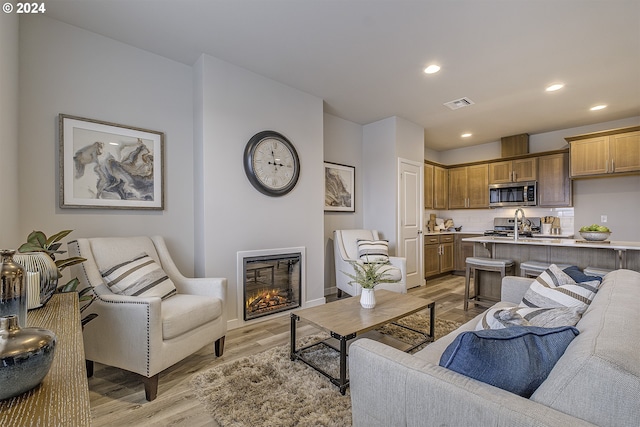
349 269 640 427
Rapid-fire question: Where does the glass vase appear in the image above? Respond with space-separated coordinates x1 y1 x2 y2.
0 250 27 327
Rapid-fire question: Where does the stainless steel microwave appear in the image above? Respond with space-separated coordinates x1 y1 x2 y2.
488 181 537 207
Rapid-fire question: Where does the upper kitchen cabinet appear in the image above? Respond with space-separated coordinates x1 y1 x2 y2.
434 165 448 209
449 164 488 209
489 158 537 184
538 152 572 207
424 163 434 209
567 126 640 178
425 163 448 210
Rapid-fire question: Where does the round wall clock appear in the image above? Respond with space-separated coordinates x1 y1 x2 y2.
243 130 300 197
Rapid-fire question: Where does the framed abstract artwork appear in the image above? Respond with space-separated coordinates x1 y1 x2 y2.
59 114 164 210
324 162 355 212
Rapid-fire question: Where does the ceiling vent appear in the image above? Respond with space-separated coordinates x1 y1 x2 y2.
444 97 475 110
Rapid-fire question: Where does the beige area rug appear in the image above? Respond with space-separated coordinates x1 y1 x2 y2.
190 314 461 427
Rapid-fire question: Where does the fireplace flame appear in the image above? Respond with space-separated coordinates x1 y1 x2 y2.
246 288 291 313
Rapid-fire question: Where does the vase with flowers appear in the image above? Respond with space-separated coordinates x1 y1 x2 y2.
343 257 400 308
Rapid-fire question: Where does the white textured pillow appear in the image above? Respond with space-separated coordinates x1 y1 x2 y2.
476 305 582 330
519 264 600 314
357 239 390 263
101 253 177 300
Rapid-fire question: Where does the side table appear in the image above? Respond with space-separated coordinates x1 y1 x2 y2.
0 293 91 426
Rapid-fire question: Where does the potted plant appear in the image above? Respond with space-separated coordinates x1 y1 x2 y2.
343 257 400 308
17 230 96 326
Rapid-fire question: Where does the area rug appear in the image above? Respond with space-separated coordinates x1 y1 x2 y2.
190 314 461 427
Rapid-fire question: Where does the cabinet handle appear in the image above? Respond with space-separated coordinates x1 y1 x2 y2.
611 159 615 173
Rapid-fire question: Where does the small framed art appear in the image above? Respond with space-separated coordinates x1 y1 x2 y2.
59 114 164 210
324 162 355 212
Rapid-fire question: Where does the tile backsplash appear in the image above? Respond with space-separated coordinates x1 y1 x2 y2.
426 207 574 234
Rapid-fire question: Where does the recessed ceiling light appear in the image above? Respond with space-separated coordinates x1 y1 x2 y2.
424 64 441 74
546 83 565 92
461 133 472 138
590 104 607 111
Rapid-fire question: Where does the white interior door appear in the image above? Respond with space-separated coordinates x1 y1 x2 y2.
398 159 424 288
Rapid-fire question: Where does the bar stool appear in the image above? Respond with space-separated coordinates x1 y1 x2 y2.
464 257 514 310
520 261 571 278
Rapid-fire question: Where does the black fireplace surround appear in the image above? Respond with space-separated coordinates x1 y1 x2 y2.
242 252 301 321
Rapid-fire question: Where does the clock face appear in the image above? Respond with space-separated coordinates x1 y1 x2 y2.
244 131 300 196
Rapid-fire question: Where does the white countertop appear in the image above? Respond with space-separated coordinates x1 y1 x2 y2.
462 236 640 251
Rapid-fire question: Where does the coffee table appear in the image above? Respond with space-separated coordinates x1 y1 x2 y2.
290 289 435 394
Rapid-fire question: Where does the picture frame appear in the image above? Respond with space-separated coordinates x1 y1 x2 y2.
324 162 355 212
59 114 164 210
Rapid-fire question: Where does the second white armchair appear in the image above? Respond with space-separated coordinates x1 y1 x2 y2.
333 229 407 297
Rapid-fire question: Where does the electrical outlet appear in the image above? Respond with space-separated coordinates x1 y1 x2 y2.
601 215 607 223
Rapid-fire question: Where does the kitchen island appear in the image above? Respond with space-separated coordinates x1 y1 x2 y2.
461 235 640 302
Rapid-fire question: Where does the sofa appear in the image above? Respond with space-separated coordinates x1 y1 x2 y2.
349 268 640 426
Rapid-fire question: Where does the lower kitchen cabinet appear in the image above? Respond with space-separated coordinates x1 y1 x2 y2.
424 234 454 279
454 234 477 274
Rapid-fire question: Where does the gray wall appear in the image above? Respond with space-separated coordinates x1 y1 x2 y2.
194 54 325 328
0 11 20 246
323 113 364 294
17 16 196 273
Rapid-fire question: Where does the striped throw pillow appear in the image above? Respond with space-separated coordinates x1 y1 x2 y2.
476 305 582 330
101 253 177 300
519 264 600 315
357 239 389 263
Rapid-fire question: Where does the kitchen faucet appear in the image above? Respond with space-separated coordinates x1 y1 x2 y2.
514 208 525 241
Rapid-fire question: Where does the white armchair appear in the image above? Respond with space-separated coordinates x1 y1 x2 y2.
68 236 227 401
333 229 407 297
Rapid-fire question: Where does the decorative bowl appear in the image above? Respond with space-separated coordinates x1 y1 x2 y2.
579 231 611 241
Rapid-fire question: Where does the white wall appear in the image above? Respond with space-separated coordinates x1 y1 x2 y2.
323 113 364 294
17 16 196 273
0 11 20 247
573 175 640 242
194 54 325 328
363 117 398 250
362 116 425 253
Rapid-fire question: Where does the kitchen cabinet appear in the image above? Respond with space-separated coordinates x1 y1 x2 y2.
448 164 488 209
424 163 434 209
454 233 477 274
424 163 448 210
538 152 572 207
567 127 640 177
434 165 448 209
424 234 454 278
489 158 537 184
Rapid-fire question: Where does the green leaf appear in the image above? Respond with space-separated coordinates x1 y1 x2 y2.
55 256 86 271
78 287 93 297
17 243 46 253
58 278 80 292
47 242 65 253
26 231 47 248
46 230 73 247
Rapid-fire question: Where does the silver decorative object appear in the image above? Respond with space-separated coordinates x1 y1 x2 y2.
1 250 27 327
0 314 57 400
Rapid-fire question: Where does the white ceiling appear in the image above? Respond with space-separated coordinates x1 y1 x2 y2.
43 0 640 151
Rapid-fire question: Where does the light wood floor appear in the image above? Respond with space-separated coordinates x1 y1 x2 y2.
88 274 484 426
